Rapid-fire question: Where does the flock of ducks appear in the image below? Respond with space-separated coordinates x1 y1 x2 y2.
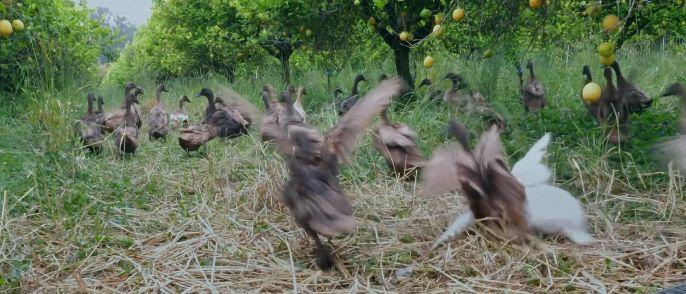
74 60 686 271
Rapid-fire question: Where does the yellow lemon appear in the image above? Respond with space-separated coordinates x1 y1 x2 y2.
530 0 544 10
423 55 434 68
452 8 465 21
603 14 620 32
399 31 410 41
0 19 12 37
582 82 602 103
597 41 615 57
599 54 616 66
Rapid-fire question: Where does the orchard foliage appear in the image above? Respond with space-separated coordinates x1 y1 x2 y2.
0 0 113 95
108 0 683 90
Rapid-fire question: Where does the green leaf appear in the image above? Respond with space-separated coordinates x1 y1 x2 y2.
374 0 388 10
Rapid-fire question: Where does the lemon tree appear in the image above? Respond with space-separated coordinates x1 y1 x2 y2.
0 0 113 94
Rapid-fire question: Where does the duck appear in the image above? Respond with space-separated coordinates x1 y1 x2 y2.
423 121 592 251
179 124 218 152
601 67 630 145
197 87 249 138
442 73 472 106
169 95 191 128
423 122 529 245
77 93 103 153
516 60 546 113
653 83 686 173
466 91 507 131
610 61 652 113
147 84 170 140
261 78 406 270
104 85 143 133
113 83 141 154
372 108 424 179
417 78 442 101
336 74 367 115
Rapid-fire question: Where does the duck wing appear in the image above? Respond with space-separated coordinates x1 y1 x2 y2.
324 78 406 163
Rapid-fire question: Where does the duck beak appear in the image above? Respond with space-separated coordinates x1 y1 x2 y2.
195 93 202 97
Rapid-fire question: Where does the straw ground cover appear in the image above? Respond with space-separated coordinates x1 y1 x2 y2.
1 47 685 292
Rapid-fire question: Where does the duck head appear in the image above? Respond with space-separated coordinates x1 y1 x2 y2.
418 78 432 88
662 83 685 98
197 88 214 101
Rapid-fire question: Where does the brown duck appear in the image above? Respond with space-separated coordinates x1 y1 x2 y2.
372 109 424 179
262 78 406 270
422 121 529 243
76 93 103 153
148 84 170 140
442 73 469 106
198 87 249 138
517 60 546 113
104 85 143 133
417 78 442 102
610 61 652 113
113 83 141 154
179 124 218 152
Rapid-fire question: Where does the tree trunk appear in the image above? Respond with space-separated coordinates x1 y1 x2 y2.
280 56 291 85
393 46 414 91
226 65 235 83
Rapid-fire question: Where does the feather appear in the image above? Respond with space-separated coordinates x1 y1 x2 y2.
512 133 593 245
525 185 593 245
512 133 552 186
429 211 475 251
325 78 406 162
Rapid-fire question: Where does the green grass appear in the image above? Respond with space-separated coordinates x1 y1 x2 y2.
1 46 685 292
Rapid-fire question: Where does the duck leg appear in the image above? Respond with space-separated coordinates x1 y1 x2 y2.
305 228 334 270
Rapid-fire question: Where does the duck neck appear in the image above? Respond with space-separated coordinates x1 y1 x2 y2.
261 93 272 114
179 99 187 111
155 87 163 104
610 63 625 83
97 99 104 113
87 97 94 115
124 93 135 125
352 78 363 95
295 89 304 105
380 108 389 123
450 78 460 91
283 92 294 115
527 63 535 81
605 73 616 99
583 69 592 84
